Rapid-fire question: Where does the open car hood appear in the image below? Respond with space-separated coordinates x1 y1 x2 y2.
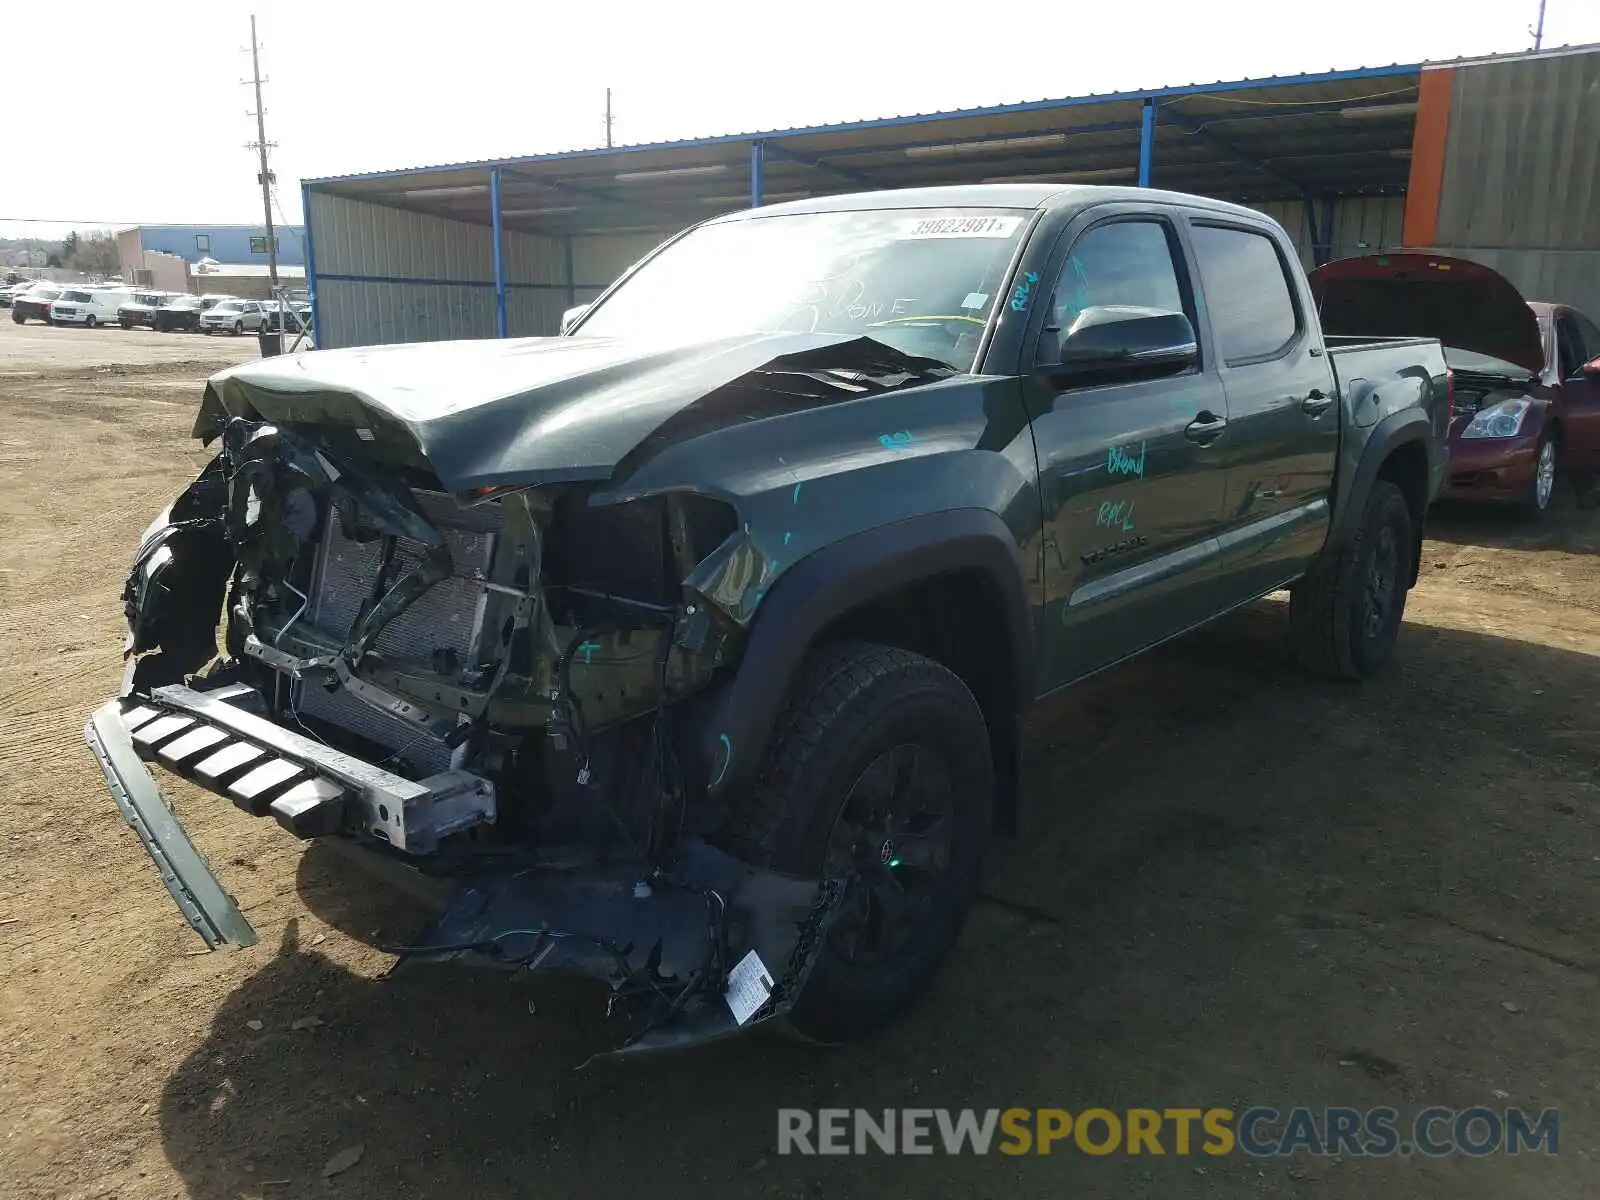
1309 253 1544 375
195 331 952 491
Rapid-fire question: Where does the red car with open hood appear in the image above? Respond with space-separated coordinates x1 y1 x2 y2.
1311 253 1600 519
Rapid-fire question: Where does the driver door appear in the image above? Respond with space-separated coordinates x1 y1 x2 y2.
1022 211 1231 691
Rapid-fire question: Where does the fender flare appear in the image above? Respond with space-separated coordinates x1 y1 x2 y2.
699 508 1035 804
1328 407 1437 552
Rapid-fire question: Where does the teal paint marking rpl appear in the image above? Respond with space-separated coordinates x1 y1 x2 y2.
1095 500 1136 532
1008 270 1040 313
879 430 917 450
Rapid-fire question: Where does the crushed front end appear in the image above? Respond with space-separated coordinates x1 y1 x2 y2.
88 397 832 1057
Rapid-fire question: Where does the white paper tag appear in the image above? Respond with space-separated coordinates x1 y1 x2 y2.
901 215 1022 240
724 948 775 1026
961 292 989 310
355 427 376 442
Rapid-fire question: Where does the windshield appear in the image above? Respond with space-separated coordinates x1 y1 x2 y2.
171 297 202 309
213 301 241 312
61 290 91 303
576 207 1032 371
1444 346 1536 380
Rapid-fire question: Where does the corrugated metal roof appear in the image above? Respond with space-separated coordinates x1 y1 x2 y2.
306 44 1599 187
303 43 1599 240
307 62 1425 184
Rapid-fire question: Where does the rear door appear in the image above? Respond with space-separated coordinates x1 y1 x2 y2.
1024 206 1231 690
1557 310 1600 472
1187 218 1340 602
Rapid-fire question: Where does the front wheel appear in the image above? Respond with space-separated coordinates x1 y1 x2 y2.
84 315 96 329
1290 479 1414 680
721 641 993 1043
10 313 22 325
1523 432 1559 521
232 320 243 336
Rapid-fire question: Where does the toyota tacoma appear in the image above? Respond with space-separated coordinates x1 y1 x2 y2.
88 185 1450 1056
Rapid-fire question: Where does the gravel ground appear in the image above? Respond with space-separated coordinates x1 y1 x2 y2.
2 315 1598 1199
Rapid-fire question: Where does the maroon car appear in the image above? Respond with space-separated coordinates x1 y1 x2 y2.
10 284 63 325
1311 253 1600 519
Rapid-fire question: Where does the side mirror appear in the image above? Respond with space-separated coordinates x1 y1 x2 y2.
559 303 591 335
1583 355 1600 379
1037 305 1197 384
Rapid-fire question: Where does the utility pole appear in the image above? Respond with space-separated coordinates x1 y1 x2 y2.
1530 0 1548 49
246 15 279 293
604 88 614 148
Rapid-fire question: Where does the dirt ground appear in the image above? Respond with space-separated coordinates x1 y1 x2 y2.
2 315 1598 1199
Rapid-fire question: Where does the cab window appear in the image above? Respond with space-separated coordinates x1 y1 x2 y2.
1189 224 1301 363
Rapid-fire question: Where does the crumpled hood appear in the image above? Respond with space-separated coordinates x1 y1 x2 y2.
1309 253 1544 375
197 331 946 491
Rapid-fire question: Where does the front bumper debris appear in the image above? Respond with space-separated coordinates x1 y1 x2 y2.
86 697 259 949
85 685 835 1055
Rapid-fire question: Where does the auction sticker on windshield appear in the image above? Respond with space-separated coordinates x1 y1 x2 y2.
901 215 1024 239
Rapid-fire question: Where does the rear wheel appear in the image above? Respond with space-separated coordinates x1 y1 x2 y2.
10 312 22 325
721 641 993 1043
1290 479 1414 680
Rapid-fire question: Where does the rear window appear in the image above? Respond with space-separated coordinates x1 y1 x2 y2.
1189 224 1300 362
61 290 92 303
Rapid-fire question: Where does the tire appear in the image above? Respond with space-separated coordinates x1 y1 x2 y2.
721 641 994 1043
84 315 96 329
1522 431 1559 521
1290 479 1413 680
120 320 134 330
232 320 243 336
10 313 22 325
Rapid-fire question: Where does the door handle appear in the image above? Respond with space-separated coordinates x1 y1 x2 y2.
1184 411 1228 444
1301 389 1335 417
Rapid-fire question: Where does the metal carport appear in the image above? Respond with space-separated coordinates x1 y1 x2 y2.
303 62 1432 349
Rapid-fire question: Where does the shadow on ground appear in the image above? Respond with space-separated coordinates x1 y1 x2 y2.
1426 491 1600 552
158 603 1600 1199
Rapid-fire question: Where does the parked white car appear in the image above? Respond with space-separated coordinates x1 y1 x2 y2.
50 287 133 328
199 298 268 335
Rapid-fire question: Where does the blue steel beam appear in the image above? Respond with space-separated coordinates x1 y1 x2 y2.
750 139 765 207
490 167 508 338
1138 98 1156 186
306 63 1421 186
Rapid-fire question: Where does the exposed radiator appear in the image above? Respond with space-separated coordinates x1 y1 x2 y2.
294 492 502 774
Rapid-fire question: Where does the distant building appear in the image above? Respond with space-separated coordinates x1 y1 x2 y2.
117 223 306 294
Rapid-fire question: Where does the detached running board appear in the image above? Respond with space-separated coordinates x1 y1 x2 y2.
86 700 259 949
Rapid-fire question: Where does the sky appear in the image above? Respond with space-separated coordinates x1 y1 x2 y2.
2 0 1596 240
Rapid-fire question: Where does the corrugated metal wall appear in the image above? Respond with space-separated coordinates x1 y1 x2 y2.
1247 197 1406 267
571 232 667 305
1429 48 1600 316
307 191 573 347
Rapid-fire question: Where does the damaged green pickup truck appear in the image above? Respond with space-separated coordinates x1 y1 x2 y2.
87 185 1450 1056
